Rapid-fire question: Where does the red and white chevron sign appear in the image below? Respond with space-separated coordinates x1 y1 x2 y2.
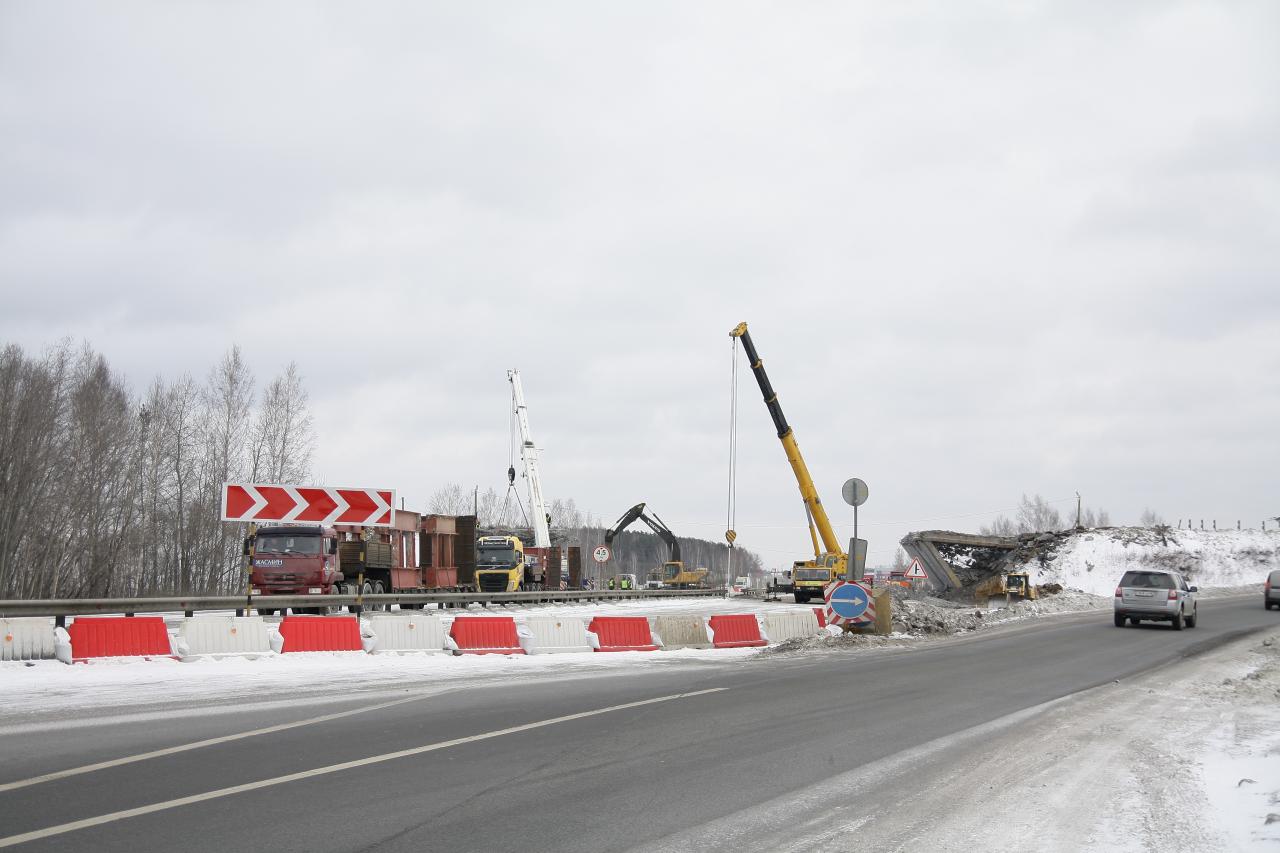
220 483 396 527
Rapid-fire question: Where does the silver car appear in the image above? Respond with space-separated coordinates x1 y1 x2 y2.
1113 569 1198 629
1266 569 1280 610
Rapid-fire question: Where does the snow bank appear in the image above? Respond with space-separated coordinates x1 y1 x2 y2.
1021 528 1278 597
0 645 760 723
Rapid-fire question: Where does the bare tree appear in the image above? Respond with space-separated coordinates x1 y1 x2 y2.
1139 508 1164 527
251 362 313 484
979 514 1019 537
429 483 473 515
202 347 255 590
1016 493 1063 533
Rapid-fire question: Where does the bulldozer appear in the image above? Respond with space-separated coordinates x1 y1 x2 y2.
974 571 1039 606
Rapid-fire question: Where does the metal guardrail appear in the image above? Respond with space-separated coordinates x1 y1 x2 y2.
0 588 728 620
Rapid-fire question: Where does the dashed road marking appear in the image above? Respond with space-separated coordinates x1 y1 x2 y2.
0 687 728 848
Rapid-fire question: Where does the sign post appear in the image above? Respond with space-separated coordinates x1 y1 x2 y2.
841 478 869 581
592 545 610 589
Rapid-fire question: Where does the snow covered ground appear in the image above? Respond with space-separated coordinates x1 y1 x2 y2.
893 628 1280 851
0 645 760 727
1024 527 1279 596
653 626 1280 853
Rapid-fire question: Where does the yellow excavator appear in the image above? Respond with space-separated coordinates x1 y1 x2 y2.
730 322 846 604
603 503 709 589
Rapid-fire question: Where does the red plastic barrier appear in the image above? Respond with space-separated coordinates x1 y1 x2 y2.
68 617 172 662
813 607 827 628
449 616 525 655
588 616 658 652
708 614 767 648
278 616 362 653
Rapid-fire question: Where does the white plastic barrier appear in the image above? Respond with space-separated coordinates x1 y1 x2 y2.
520 616 592 654
1 618 57 661
177 616 273 658
651 615 712 650
763 610 822 644
366 613 446 654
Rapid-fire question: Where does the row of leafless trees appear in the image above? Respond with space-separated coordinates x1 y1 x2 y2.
0 341 314 598
979 493 1113 536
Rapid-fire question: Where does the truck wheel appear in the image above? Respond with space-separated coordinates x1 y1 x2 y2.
258 608 276 617
370 581 387 611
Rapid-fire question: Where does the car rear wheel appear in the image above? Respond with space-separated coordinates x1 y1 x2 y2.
1171 610 1184 631
1113 613 1125 627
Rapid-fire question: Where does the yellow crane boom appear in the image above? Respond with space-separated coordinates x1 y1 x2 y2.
730 322 846 602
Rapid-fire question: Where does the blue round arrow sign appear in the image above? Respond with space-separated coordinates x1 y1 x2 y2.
829 582 870 620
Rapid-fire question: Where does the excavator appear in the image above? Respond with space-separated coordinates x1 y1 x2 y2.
603 503 709 589
730 322 847 604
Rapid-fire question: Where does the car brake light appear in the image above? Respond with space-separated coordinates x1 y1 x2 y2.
1168 589 1178 600
1114 586 1122 597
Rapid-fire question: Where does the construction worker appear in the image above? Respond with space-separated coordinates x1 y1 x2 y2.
621 575 632 590
607 577 616 590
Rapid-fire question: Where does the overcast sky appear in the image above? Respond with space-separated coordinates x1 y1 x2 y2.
2 2 1277 568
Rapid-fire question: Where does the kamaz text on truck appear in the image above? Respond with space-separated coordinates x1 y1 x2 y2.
247 525 341 614
246 523 400 614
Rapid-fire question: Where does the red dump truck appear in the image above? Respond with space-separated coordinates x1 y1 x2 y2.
246 512 477 613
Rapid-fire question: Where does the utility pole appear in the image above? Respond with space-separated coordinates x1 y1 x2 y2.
1075 491 1082 529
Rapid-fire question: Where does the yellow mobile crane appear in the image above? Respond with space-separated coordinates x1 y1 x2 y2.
730 322 846 604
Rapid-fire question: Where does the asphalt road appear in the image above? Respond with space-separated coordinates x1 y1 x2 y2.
1 595 1274 852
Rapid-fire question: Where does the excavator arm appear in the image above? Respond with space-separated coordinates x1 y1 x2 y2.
639 509 682 564
604 503 648 546
603 502 682 564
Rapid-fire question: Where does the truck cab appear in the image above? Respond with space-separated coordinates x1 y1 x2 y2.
248 525 340 595
475 535 528 593
791 553 846 604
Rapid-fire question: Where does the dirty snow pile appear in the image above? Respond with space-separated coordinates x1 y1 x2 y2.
1020 527 1278 597
890 586 1108 634
760 587 1108 654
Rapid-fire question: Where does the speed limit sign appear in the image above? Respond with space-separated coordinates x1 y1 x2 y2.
593 545 611 563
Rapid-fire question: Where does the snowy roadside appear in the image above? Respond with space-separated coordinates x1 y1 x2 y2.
642 626 1280 853
0 646 758 728
893 627 1280 852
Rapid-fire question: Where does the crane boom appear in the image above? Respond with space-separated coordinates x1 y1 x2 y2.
729 322 843 558
508 369 551 548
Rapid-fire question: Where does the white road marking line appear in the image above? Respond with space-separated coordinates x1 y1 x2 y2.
0 693 429 794
0 687 727 849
